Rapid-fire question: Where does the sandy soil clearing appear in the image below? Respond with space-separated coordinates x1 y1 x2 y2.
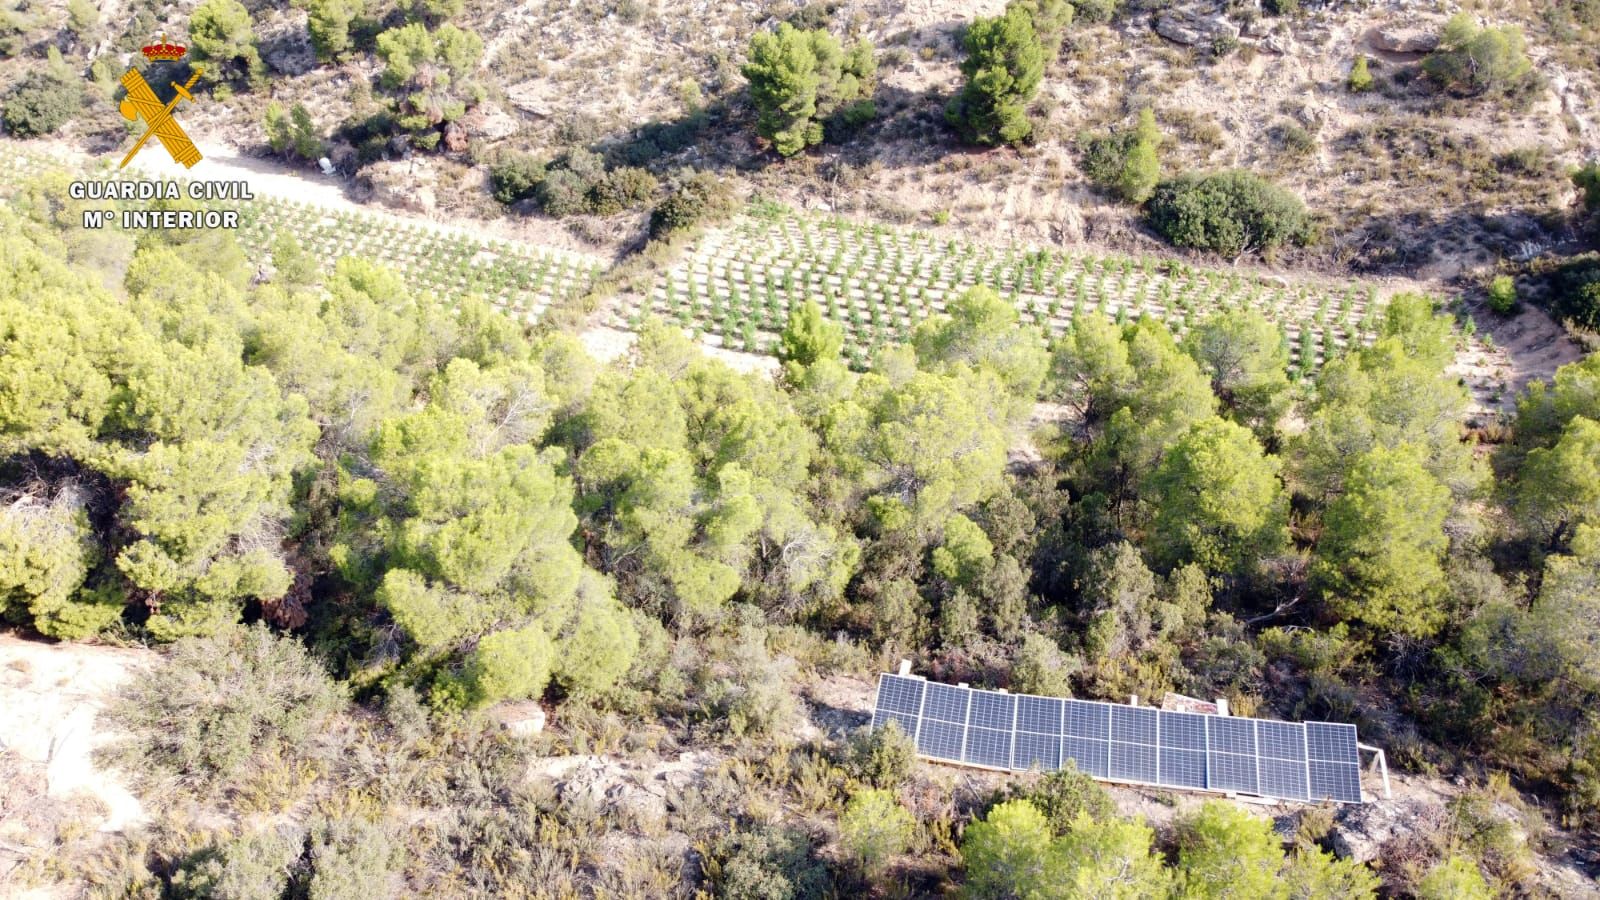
0 636 151 834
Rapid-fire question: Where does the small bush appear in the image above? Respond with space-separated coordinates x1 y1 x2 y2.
845 720 916 789
538 168 592 217
649 170 735 237
99 624 347 787
588 166 658 215
169 826 305 900
489 149 546 204
1080 107 1162 204
1347 55 1374 93
1550 258 1600 331
1487 275 1518 315
710 826 832 900
945 3 1044 146
837 788 914 878
1574 162 1600 213
1264 0 1298 15
264 101 323 161
306 815 402 900
1073 0 1118 24
1007 764 1116 833
1146 170 1311 257
3 70 81 137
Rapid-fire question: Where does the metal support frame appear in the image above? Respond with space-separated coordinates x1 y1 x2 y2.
1357 742 1391 801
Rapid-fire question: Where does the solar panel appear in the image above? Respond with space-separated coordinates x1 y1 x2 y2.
1108 741 1157 783
1309 760 1362 803
1208 715 1256 756
917 719 965 761
872 709 917 736
874 675 924 715
871 674 1366 805
1065 700 1110 740
1159 711 1208 751
1306 722 1358 762
1111 705 1158 745
1257 720 1307 761
1208 751 1259 795
969 690 1016 731
1259 757 1310 801
923 683 970 724
1016 695 1062 735
964 726 1012 769
1013 732 1060 770
1062 736 1110 778
1159 748 1208 789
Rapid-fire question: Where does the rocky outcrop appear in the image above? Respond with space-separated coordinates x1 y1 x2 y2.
1367 24 1439 54
1331 796 1438 863
1155 9 1240 47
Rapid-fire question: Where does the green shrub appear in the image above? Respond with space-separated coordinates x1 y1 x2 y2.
1487 275 1518 315
588 166 659 215
710 827 832 900
456 623 554 706
1550 258 1600 331
188 0 264 83
1007 764 1116 834
1080 107 1162 204
1146 170 1311 257
67 0 96 39
649 170 735 237
99 624 347 787
538 168 591 217
845 720 916 789
489 149 546 204
1013 0 1072 56
2 70 81 137
1010 632 1079 696
306 815 402 900
1347 55 1374 92
945 3 1044 146
1423 13 1533 97
1574 162 1600 213
169 826 305 900
1416 855 1492 900
307 0 364 61
1264 0 1298 15
1072 0 1118 24
264 101 323 161
837 788 915 877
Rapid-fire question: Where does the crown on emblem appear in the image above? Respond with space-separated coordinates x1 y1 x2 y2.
140 33 186 62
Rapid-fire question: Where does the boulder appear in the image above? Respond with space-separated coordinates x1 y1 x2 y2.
490 700 545 736
1367 25 1439 54
443 121 469 153
1256 32 1296 55
1330 797 1443 863
462 102 520 142
1155 9 1240 47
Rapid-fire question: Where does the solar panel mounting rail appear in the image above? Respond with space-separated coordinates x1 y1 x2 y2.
871 672 1365 804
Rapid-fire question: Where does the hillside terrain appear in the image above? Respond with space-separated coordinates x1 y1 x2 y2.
3 0 1600 895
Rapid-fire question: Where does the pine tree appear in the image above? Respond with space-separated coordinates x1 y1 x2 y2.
945 4 1044 146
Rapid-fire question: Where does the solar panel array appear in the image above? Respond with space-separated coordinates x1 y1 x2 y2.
871 674 1364 804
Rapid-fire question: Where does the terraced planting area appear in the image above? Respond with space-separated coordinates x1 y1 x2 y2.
232 200 602 320
0 145 602 321
625 207 1392 373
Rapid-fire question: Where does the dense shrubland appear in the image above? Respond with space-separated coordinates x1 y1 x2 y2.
3 167 1599 892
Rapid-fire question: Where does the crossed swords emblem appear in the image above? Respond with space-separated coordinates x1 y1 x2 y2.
117 67 204 169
